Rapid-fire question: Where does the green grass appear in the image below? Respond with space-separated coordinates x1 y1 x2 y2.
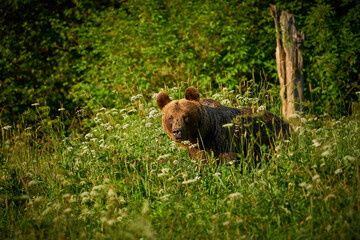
1 89 359 239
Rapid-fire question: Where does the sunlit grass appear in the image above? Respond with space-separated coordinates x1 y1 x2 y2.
1 87 359 239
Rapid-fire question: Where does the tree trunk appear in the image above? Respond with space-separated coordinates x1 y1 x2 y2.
270 5 304 120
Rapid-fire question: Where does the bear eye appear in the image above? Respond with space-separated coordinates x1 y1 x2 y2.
184 115 190 122
168 116 173 124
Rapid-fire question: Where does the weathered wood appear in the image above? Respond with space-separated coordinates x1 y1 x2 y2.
270 5 304 120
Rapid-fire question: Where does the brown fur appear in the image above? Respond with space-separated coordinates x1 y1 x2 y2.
157 87 290 164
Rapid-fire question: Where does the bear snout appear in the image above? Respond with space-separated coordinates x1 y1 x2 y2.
172 128 183 140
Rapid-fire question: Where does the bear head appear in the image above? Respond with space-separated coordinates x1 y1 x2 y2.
156 87 208 144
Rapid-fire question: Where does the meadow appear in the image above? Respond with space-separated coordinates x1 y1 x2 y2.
1 87 359 239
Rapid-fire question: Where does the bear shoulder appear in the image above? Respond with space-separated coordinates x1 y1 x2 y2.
200 99 223 109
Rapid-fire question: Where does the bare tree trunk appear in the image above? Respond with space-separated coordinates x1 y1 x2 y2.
270 5 304 120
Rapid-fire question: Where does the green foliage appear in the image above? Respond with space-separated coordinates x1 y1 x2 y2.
1 0 359 120
69 0 277 111
1 90 359 239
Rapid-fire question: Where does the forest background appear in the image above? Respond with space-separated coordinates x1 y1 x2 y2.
1 0 359 125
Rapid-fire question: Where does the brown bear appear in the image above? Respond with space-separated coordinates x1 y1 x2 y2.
156 87 290 165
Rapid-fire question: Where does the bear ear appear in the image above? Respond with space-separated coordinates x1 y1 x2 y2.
185 87 200 101
156 92 171 111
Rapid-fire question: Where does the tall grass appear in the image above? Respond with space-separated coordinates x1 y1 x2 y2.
1 86 359 239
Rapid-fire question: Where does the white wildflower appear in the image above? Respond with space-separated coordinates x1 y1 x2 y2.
299 182 307 188
288 113 300 120
80 192 89 198
258 105 266 111
151 93 158 99
172 87 178 92
85 133 93 139
94 117 102 123
58 108 65 111
2 125 12 130
221 99 230 105
31 102 40 106
312 139 321 147
128 108 137 114
62 180 72 186
92 185 105 191
189 143 198 149
64 208 72 214
160 194 171 201
173 160 179 165
182 176 200 184
157 172 167 177
90 190 99 197
108 189 116 198
344 155 356 162
148 109 158 118
34 196 44 204
222 123 234 128
228 192 243 199
41 207 53 216
62 193 71 199
123 124 130 129
81 208 93 216
145 123 152 128
161 168 170 173
106 219 117 226
131 94 143 101
321 150 331 157
334 168 343 175
69 195 77 203
212 93 222 99
312 174 320 182
157 154 171 160
181 140 191 145
223 221 230 226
